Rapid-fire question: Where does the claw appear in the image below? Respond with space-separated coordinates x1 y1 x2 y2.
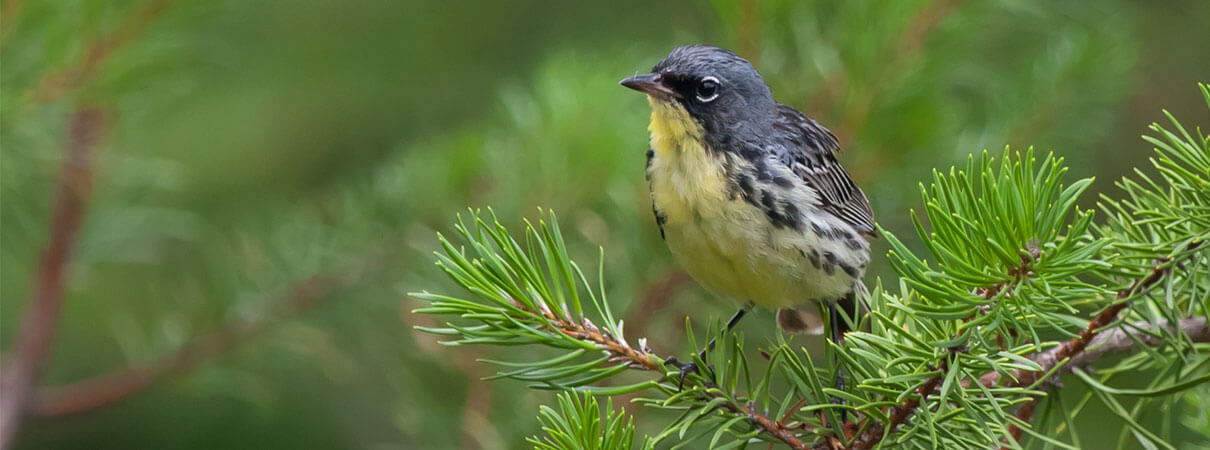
664 308 748 391
664 356 720 391
664 356 700 391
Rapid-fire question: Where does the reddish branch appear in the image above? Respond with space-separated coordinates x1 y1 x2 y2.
850 242 1203 449
1063 318 1210 369
851 358 950 450
0 109 105 450
721 397 809 450
983 242 1204 446
29 276 340 417
34 0 174 102
532 304 660 371
0 0 22 42
847 251 1027 449
524 303 822 449
2 2 179 442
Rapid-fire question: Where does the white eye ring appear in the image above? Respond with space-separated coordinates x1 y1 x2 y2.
696 76 721 102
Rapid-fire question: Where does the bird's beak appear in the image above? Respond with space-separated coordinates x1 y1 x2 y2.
620 73 677 100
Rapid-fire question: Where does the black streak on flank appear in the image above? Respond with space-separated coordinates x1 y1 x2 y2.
807 248 822 268
759 189 775 210
780 201 803 231
760 190 800 230
839 262 860 278
823 251 838 275
736 174 758 205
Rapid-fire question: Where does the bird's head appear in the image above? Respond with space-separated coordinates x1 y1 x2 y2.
621 45 776 143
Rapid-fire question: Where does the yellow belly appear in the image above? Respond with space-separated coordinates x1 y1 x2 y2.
645 99 854 309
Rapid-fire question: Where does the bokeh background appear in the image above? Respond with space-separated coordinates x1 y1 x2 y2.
3 0 1209 448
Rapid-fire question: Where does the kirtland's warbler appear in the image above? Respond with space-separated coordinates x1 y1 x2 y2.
620 45 874 344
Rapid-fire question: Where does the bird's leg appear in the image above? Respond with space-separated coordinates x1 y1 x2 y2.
828 301 847 423
666 306 749 389
699 307 748 361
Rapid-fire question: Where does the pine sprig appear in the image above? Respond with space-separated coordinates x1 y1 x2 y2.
527 391 649 450
884 148 1105 343
411 210 840 449
411 209 663 394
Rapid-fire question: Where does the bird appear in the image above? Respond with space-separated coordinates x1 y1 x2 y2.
619 44 874 362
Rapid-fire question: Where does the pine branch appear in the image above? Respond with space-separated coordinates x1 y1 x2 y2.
852 357 950 450
414 210 855 449
24 245 386 418
0 109 105 450
856 246 1206 450
527 301 660 372
973 241 1206 445
34 0 174 102
1001 315 1210 447
718 394 810 450
849 235 1037 449
1066 317 1210 368
29 275 341 417
1014 243 1198 388
513 299 823 449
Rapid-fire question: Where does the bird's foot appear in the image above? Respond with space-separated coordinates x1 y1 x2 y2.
663 356 714 390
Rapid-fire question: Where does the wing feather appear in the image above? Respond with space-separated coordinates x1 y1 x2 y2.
771 105 875 236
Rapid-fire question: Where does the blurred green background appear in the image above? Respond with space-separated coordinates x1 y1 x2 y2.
3 0 1209 448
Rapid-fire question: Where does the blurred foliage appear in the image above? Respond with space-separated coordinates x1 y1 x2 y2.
2 0 1209 448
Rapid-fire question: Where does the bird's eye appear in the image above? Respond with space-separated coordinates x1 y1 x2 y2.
696 76 720 102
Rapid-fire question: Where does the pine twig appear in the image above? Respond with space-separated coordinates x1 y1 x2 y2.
1065 317 1210 368
851 245 1040 449
986 242 1203 446
517 301 827 449
719 395 810 450
3 3 175 442
34 0 174 102
526 303 660 372
851 358 950 450
29 275 341 418
0 109 105 450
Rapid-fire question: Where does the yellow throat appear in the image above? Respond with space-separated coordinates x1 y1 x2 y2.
645 98 732 224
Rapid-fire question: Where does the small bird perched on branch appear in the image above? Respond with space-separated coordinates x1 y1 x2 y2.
620 45 874 359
